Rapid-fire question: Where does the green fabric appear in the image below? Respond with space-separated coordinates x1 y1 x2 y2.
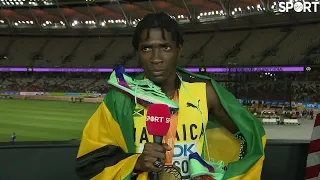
103 90 136 180
176 67 266 179
104 66 265 179
189 159 225 180
103 88 136 154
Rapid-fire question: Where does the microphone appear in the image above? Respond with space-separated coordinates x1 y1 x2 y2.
146 104 171 180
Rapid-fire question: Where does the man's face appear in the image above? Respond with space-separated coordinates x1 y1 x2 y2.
138 28 181 85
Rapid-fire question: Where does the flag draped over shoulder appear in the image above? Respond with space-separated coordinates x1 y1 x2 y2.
75 67 266 180
305 113 320 180
177 67 266 180
75 88 138 180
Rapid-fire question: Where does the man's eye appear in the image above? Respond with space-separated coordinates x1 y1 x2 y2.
142 47 152 52
162 46 171 51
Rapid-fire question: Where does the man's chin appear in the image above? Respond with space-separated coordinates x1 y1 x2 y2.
149 75 165 85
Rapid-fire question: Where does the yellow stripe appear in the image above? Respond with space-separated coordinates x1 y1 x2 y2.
92 154 140 180
227 135 267 180
77 102 139 179
204 127 241 165
137 172 148 180
77 102 128 157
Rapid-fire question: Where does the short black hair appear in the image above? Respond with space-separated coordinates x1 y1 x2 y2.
132 12 184 51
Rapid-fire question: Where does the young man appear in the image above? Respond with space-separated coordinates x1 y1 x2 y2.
75 12 266 180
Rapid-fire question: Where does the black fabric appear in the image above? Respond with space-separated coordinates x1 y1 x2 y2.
234 132 247 159
75 145 135 179
178 71 207 83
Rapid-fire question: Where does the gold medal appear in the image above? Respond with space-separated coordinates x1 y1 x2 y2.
159 166 182 180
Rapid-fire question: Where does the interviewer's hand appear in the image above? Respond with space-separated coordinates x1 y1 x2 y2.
134 143 171 172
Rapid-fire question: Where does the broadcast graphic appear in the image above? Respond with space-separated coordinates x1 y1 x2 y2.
278 0 319 13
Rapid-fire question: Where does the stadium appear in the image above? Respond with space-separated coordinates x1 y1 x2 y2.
0 0 319 180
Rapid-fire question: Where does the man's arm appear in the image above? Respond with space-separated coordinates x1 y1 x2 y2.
206 82 239 134
204 80 266 178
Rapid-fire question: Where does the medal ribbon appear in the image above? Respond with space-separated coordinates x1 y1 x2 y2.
163 91 179 166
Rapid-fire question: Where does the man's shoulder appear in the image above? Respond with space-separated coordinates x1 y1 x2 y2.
104 88 132 103
177 69 211 84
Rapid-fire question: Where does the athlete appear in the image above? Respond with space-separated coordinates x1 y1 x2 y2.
75 12 266 180
130 12 238 175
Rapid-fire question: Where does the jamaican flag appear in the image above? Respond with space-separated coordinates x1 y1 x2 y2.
75 67 266 180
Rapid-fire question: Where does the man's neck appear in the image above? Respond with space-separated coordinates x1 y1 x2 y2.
160 73 178 98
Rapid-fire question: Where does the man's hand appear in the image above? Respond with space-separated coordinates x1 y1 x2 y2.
134 143 171 172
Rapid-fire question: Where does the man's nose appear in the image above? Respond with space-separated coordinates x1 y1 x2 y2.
150 48 163 64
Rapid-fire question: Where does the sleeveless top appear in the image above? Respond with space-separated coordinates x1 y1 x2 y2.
133 81 208 179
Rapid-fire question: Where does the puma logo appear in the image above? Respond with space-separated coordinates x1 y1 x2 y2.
186 100 200 109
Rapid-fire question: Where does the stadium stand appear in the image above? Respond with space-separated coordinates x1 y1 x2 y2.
1 71 319 102
1 23 320 67
1 34 320 100
1 24 319 102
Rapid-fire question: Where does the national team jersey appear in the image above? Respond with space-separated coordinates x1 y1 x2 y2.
133 81 208 179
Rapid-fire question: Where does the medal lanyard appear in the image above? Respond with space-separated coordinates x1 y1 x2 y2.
163 90 179 166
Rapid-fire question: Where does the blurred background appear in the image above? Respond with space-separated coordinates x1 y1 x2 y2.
0 0 319 179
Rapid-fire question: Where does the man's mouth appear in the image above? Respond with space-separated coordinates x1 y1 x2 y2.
152 70 165 76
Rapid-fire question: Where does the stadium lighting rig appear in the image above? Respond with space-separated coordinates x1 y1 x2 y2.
8 18 131 29
197 10 227 22
132 19 141 26
197 2 268 21
41 20 66 29
0 0 54 7
12 20 34 28
0 0 310 30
